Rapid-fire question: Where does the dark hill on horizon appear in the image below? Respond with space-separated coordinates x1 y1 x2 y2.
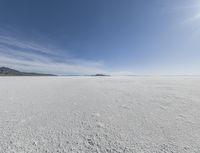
0 67 56 76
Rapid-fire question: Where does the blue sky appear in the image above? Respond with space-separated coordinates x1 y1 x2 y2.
0 0 200 75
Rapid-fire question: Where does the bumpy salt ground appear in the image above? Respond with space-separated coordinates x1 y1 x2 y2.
0 76 200 153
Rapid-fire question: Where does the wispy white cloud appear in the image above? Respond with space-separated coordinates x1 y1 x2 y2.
0 36 56 55
0 35 105 75
0 55 105 75
189 13 200 22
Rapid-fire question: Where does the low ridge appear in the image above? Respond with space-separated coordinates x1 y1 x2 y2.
0 67 56 76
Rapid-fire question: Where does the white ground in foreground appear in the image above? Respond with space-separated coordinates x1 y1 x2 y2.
0 76 200 153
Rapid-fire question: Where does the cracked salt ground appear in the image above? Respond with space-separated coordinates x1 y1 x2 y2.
0 76 200 152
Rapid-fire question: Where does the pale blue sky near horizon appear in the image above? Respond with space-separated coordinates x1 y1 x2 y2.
0 0 200 75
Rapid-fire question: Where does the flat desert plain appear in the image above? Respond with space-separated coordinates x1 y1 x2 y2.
0 76 200 153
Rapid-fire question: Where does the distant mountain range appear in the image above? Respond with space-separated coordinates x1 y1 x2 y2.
91 74 110 76
0 67 56 76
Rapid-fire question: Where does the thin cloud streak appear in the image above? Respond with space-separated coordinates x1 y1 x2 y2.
0 36 56 55
0 56 105 75
0 35 105 75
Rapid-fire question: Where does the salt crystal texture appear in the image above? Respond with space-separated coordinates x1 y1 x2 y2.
0 76 200 153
